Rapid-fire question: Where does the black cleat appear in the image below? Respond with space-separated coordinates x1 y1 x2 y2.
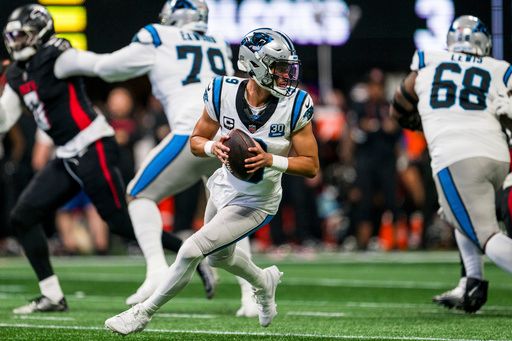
13 295 68 314
197 260 217 299
461 277 488 313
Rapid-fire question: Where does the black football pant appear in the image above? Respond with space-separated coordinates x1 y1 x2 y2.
10 137 182 282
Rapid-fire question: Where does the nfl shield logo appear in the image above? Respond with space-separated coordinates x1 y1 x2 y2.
248 124 257 133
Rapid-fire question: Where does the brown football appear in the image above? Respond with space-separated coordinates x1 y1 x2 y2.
224 128 257 180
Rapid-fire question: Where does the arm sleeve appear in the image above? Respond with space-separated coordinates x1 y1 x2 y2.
54 48 103 79
0 84 22 133
292 93 314 132
93 43 156 82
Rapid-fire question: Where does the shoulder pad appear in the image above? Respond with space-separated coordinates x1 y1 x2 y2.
132 24 162 47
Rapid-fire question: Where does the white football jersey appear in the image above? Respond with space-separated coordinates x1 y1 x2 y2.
411 49 512 173
203 76 314 214
98 24 234 134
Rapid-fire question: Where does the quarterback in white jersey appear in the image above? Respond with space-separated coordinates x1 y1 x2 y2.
55 0 258 309
104 28 319 335
391 15 512 313
203 75 314 215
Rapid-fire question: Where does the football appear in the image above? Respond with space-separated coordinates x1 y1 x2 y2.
224 128 257 180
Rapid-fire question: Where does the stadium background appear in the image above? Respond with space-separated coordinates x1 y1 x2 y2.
1 1 512 340
0 0 509 254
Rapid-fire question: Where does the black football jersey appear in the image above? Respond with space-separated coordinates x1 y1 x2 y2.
6 37 98 146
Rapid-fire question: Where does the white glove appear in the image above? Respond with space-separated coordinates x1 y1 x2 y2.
492 94 512 118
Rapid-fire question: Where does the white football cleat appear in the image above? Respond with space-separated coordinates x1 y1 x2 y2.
236 290 259 317
105 303 152 335
125 270 166 305
253 265 283 327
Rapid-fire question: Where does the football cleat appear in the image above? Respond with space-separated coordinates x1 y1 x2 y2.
13 295 68 314
197 260 217 300
125 270 167 305
105 303 152 335
432 277 467 309
461 277 488 313
236 288 259 318
432 277 488 313
253 265 283 327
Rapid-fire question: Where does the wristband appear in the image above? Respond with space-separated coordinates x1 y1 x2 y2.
204 140 215 157
270 155 288 172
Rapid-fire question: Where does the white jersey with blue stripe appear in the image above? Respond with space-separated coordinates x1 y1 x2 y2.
203 76 314 214
102 24 233 134
411 49 512 173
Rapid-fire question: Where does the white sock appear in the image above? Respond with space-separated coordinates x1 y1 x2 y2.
129 198 168 276
142 239 203 314
485 233 512 273
39 275 64 303
235 238 254 299
455 229 483 279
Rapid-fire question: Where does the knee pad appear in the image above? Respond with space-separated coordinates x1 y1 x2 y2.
207 245 235 268
179 237 204 262
10 203 39 230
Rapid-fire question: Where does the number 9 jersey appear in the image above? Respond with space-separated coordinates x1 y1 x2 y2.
203 76 314 215
411 49 512 173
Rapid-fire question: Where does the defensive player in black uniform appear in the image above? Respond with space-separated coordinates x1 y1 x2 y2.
1 4 213 314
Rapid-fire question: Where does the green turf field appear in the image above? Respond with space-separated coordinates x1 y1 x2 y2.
1 252 511 340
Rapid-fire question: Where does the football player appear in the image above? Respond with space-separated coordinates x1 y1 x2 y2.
103 27 319 335
0 4 133 313
55 0 264 312
391 15 512 313
432 134 512 313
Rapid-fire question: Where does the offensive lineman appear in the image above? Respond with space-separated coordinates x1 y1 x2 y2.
1 4 210 314
56 0 259 313
391 15 512 310
103 28 319 335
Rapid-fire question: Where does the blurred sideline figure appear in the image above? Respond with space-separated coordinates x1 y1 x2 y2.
56 0 261 313
104 27 319 335
391 15 512 313
1 4 137 314
348 69 401 250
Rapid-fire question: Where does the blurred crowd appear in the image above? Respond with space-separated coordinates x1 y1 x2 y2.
0 68 455 257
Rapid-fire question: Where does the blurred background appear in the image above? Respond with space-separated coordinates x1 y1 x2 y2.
0 0 509 257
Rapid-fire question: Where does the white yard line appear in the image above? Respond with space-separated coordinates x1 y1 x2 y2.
1 294 512 312
287 311 346 317
4 272 511 290
0 322 509 341
157 313 216 319
0 285 25 293
15 315 75 321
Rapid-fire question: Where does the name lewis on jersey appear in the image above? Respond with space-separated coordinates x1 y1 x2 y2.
180 31 217 43
451 53 482 64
